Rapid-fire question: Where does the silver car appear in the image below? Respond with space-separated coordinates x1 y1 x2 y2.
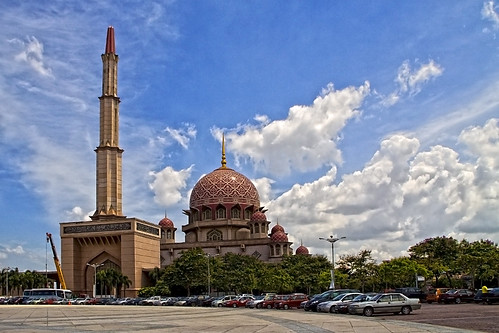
348 293 421 316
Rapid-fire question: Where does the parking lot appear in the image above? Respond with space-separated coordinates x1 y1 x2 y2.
0 302 497 332
383 302 499 333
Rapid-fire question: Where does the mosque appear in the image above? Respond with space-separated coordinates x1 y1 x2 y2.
59 27 308 297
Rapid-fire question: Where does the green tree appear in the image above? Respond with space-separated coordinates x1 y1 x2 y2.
162 248 206 296
337 250 377 292
458 239 499 289
213 253 263 294
408 236 459 287
378 257 428 289
280 254 331 294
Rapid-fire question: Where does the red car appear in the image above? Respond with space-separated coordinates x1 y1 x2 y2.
261 295 285 309
276 293 308 310
224 296 254 308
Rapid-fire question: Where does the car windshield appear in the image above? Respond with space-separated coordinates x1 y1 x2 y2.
370 294 383 301
446 289 457 294
332 294 345 301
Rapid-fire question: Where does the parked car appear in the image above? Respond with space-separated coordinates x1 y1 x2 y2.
212 295 238 307
394 287 427 302
245 295 265 308
481 288 499 304
316 293 362 313
276 293 308 310
224 296 254 308
261 294 285 309
438 289 475 304
336 293 376 314
304 289 360 312
426 288 450 304
348 293 421 317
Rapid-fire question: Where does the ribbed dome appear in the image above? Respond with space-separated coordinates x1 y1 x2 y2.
271 224 284 235
296 245 309 255
251 211 267 222
159 217 174 228
271 230 288 242
190 167 260 208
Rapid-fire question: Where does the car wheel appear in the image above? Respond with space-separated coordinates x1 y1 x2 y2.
256 304 261 309
363 307 373 317
401 306 411 315
455 298 461 304
329 306 335 313
284 304 289 310
233 304 237 308
267 304 272 309
218 304 222 307
427 301 432 304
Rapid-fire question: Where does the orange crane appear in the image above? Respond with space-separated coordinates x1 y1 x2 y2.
46 232 67 290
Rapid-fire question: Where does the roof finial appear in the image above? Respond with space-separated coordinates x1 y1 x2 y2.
105 26 116 54
221 133 227 168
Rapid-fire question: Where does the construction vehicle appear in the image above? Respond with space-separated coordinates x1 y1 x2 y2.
46 232 67 290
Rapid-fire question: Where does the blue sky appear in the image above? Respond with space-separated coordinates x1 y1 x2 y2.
1 1 498 271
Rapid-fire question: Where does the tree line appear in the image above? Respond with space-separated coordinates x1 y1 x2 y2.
140 237 498 297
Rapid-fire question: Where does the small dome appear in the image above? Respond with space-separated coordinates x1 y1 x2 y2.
251 211 267 222
271 223 284 235
296 245 309 255
271 230 288 242
159 217 174 228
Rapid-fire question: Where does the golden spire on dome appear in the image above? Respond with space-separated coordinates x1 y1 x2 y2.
221 133 227 168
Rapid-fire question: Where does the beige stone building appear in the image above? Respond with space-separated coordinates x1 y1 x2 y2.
60 27 306 297
60 27 160 297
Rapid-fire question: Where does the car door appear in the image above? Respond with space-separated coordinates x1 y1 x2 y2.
375 295 392 313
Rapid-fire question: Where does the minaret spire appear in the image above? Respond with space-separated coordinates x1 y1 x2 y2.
92 27 124 220
221 133 227 168
105 26 115 54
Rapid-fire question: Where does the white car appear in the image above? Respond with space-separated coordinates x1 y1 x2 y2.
317 293 363 313
348 293 421 316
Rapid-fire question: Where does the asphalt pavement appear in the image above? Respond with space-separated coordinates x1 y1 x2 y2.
0 305 484 333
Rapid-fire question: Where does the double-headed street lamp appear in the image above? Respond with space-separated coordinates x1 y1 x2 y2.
319 235 346 290
199 253 218 295
87 263 103 298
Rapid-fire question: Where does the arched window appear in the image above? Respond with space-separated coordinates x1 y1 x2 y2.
202 208 212 220
216 206 226 219
231 206 241 219
276 244 281 256
207 229 223 241
270 245 275 256
255 223 260 233
244 208 252 220
166 230 172 239
249 224 253 234
261 223 267 234
192 210 199 222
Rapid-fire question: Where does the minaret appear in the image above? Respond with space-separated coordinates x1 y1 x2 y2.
91 26 125 220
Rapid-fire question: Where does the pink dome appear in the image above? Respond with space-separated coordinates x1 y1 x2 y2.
296 245 309 255
251 211 267 222
190 167 260 208
159 217 174 228
271 230 288 242
271 224 284 235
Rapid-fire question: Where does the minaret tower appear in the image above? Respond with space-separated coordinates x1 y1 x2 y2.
91 26 125 220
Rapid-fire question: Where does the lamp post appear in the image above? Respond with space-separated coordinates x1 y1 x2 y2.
4 267 10 297
319 235 345 290
87 263 103 298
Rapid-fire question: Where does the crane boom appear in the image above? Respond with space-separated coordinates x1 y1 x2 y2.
46 232 67 290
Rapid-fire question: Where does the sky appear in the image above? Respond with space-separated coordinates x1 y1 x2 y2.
0 1 498 272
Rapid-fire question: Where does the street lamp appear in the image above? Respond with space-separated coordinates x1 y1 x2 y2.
87 263 103 298
4 267 11 297
199 253 218 295
319 235 346 290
